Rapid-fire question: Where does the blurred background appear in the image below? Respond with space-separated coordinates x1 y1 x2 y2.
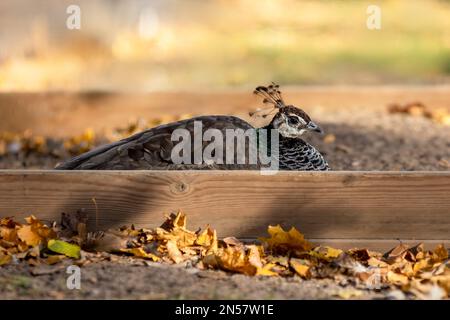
0 0 449 91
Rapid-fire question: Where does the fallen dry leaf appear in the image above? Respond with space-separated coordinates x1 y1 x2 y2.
0 212 449 299
17 225 42 247
120 247 160 261
166 239 185 263
309 246 343 261
290 258 311 278
388 102 450 126
260 225 313 256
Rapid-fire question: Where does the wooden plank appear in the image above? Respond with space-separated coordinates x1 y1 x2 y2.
0 170 449 248
1 86 449 137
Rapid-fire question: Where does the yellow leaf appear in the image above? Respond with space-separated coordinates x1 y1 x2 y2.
413 258 432 274
47 240 80 259
203 246 258 276
387 271 409 286
260 225 313 255
156 225 197 248
256 263 278 276
17 225 42 247
309 246 342 261
367 257 389 268
166 239 184 263
173 211 187 229
17 215 56 247
160 211 187 231
120 247 160 261
196 227 218 254
290 258 310 278
0 251 11 266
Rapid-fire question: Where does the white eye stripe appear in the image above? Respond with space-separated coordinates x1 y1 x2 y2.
286 115 306 125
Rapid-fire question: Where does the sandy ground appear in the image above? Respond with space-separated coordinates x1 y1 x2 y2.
310 111 450 171
0 255 394 300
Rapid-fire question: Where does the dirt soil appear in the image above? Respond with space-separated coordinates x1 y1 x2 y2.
0 255 401 300
311 111 450 171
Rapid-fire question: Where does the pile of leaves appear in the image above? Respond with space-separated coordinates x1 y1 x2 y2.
0 116 192 169
1 212 449 299
0 115 193 160
388 102 450 126
0 129 95 159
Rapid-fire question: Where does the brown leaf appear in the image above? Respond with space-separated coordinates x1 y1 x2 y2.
433 244 448 262
383 243 410 263
348 248 372 261
260 225 313 256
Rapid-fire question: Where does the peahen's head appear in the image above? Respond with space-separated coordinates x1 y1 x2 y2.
252 83 323 138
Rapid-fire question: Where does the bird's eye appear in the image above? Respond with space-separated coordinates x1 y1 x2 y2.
288 116 300 125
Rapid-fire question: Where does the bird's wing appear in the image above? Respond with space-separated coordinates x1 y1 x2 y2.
55 115 255 170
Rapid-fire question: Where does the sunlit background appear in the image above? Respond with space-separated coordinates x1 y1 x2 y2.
0 0 449 91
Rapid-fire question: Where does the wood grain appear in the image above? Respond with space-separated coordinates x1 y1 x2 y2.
0 170 449 249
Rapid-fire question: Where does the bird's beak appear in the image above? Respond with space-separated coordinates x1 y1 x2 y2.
307 121 324 134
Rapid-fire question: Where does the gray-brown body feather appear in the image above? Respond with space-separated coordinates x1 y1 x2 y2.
55 115 259 170
56 115 329 171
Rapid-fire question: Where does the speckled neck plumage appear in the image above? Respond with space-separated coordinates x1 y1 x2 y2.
262 123 329 171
